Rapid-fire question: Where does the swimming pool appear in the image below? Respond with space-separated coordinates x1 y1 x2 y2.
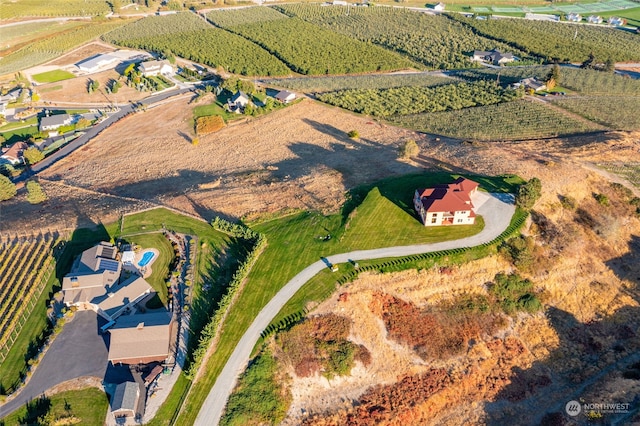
138 251 155 267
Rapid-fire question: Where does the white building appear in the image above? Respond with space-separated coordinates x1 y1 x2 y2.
139 60 173 77
76 54 119 73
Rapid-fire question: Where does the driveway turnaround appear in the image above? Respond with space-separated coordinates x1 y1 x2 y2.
194 191 515 425
0 311 109 418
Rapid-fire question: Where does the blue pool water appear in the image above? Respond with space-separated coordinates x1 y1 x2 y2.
138 251 155 267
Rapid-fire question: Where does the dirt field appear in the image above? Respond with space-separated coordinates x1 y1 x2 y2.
2 97 639 235
28 99 421 228
36 67 148 105
47 42 116 67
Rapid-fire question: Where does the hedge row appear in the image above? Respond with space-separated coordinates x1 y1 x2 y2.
211 216 261 240
185 219 266 379
260 309 307 339
336 209 529 285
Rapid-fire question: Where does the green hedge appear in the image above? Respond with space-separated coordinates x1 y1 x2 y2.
185 218 266 379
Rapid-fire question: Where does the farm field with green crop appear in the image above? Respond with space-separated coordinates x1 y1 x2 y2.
275 4 530 69
317 80 520 117
0 0 110 19
448 14 640 63
0 233 60 395
207 8 416 75
103 12 291 76
266 73 454 92
552 96 640 130
392 99 603 140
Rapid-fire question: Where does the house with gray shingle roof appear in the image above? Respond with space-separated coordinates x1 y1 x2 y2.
39 113 72 133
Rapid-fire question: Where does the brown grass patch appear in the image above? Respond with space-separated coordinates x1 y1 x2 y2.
195 115 225 135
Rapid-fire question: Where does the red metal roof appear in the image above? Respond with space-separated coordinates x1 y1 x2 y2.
417 178 478 214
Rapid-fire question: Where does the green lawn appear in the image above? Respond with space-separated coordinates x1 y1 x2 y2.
124 233 174 304
0 125 39 145
172 172 521 425
31 69 75 84
192 102 235 122
0 387 109 425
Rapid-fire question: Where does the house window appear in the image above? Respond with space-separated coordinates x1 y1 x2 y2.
457 219 463 223
431 213 437 218
431 217 438 224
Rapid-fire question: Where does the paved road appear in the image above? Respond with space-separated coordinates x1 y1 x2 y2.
194 191 516 425
14 87 192 182
0 311 109 418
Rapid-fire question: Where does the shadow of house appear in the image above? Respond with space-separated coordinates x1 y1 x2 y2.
483 236 640 425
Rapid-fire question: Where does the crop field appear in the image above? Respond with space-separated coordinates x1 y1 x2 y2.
0 233 60 393
449 14 640 63
0 20 129 76
391 99 602 140
207 8 415 75
0 234 59 360
266 73 454 92
552 96 640 130
103 13 291 76
0 21 85 55
0 0 110 19
453 66 640 95
275 4 528 70
317 80 520 117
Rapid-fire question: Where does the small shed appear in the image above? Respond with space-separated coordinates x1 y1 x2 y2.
111 381 139 418
434 2 445 11
274 90 296 104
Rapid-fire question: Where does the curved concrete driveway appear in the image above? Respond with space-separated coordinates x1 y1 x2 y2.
194 191 515 426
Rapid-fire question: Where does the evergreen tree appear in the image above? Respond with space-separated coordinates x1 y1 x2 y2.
0 175 17 201
26 180 47 204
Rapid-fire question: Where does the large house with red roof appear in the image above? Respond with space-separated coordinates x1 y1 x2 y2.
413 177 479 226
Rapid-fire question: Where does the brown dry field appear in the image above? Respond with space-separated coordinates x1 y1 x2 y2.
1 97 639 233
47 42 116 67
36 68 148 105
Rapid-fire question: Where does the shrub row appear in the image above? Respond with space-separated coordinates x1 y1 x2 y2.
185 219 266 379
211 217 261 240
336 209 528 285
260 309 307 339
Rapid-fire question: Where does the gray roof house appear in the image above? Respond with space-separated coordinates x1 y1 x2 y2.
108 311 173 365
39 113 72 132
274 90 296 104
110 381 139 418
517 77 547 92
62 242 152 322
228 91 251 112
472 49 515 65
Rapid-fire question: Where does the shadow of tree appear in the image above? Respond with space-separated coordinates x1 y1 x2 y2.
18 395 51 426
